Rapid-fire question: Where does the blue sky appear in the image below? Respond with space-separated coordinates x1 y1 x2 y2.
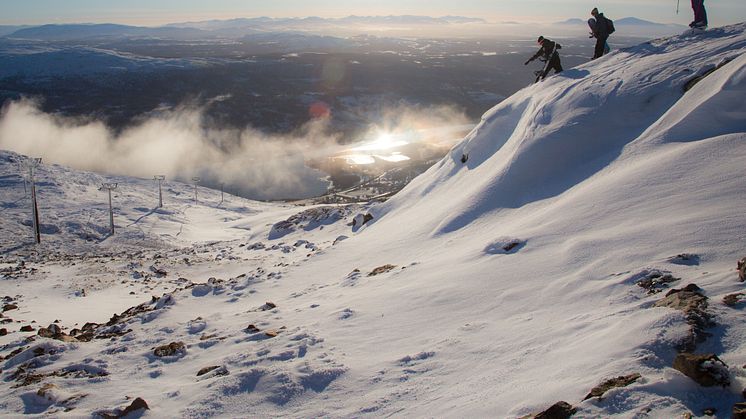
1 0 744 26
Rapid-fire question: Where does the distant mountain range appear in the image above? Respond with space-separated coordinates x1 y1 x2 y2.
556 17 686 28
1 16 488 41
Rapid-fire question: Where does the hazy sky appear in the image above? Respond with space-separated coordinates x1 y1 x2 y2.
1 0 744 26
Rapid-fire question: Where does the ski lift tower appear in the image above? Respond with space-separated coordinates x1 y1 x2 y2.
154 175 165 208
26 158 42 244
192 177 201 204
100 183 118 236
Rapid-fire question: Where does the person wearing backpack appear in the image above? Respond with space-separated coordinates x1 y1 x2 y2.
689 0 708 29
524 36 563 82
590 7 614 59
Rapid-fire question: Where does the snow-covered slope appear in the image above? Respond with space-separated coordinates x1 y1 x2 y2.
1 24 745 418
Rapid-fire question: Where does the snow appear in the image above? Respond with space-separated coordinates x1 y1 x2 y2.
1 23 745 417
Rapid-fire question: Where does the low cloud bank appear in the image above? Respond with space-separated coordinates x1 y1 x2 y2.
0 99 471 200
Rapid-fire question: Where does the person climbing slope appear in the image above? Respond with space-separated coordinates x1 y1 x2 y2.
590 7 614 59
525 36 563 82
689 0 708 29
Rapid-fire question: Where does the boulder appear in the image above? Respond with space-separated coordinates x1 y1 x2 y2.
673 353 730 387
20 325 34 332
3 304 18 312
0 328 6 336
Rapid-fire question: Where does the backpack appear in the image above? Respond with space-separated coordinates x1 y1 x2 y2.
606 17 616 34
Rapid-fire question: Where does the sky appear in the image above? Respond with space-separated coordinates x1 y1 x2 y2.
0 0 744 27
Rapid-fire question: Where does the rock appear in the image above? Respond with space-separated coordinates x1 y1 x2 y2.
534 401 576 419
36 383 57 399
368 264 397 276
153 341 186 357
196 365 229 377
673 353 730 387
734 402 746 419
668 253 700 265
149 265 167 277
583 373 642 400
636 272 680 294
352 213 374 228
20 325 34 332
738 257 746 282
246 324 261 333
3 304 18 312
265 330 279 338
654 284 712 351
0 328 6 336
197 365 220 376
723 293 745 307
261 302 276 311
702 407 716 416
502 241 521 252
121 397 149 416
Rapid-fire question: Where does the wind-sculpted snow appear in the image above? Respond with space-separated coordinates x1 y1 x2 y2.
375 23 746 236
1 23 746 418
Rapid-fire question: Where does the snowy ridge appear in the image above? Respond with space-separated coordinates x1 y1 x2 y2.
0 24 745 418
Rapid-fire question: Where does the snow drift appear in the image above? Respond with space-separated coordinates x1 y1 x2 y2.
1 23 745 418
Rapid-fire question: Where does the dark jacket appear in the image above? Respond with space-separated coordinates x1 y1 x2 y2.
529 39 560 62
592 13 611 39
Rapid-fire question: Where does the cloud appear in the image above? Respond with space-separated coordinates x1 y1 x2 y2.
0 98 473 200
0 99 338 200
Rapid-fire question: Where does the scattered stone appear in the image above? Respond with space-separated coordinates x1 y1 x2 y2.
3 304 18 312
723 293 745 307
733 402 746 419
702 407 716 416
200 333 218 341
738 257 746 282
265 330 278 338
673 353 730 387
149 265 167 277
533 401 577 419
668 253 700 265
636 272 680 294
246 324 261 333
20 325 34 332
36 383 57 399
153 341 186 357
368 264 397 276
0 328 6 336
197 365 220 376
123 397 150 415
583 373 642 400
261 302 277 311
